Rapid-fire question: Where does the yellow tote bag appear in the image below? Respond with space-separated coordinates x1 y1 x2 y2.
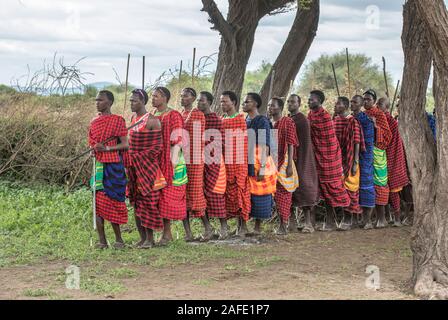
277 152 299 193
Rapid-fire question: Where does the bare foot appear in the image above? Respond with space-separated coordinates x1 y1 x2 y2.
393 220 403 228
157 237 172 247
276 224 288 236
363 222 374 230
140 240 154 249
219 227 229 240
375 219 388 229
134 240 145 248
201 229 215 242
184 234 195 242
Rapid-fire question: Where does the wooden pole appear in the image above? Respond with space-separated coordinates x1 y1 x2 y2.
332 63 340 97
142 56 145 90
268 69 276 103
92 157 97 230
382 56 390 98
391 80 400 115
179 60 183 82
192 48 196 86
346 48 351 97
123 53 130 114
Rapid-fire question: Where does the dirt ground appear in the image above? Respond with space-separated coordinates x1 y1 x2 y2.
0 227 416 300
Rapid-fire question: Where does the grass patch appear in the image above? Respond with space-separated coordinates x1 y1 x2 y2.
81 277 126 295
253 256 286 268
0 181 247 269
109 267 139 279
23 288 55 298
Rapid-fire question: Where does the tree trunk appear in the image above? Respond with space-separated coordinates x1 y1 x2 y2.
400 0 448 299
201 0 295 112
259 0 320 114
211 0 260 111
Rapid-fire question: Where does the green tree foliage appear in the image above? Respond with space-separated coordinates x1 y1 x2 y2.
0 84 17 95
243 61 272 94
298 51 394 101
83 85 98 98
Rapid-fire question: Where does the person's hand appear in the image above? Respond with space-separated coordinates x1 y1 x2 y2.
351 161 358 177
286 164 293 177
94 143 107 152
371 116 377 128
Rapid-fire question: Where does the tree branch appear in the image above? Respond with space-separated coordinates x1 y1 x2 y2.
258 0 295 18
201 0 234 43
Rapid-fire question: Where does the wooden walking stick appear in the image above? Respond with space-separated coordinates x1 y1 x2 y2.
142 56 146 90
92 157 97 230
268 69 276 103
179 60 183 82
332 63 341 97
192 48 196 86
390 80 400 115
346 48 351 97
382 56 390 98
122 53 131 114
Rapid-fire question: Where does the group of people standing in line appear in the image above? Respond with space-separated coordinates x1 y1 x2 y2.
88 85 413 249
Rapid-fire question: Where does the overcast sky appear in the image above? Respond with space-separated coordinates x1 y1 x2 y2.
0 0 408 87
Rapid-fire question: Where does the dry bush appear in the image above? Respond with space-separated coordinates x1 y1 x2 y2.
0 93 96 189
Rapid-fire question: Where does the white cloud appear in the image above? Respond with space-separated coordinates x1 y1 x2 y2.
0 0 405 87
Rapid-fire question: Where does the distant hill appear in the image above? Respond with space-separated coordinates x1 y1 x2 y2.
87 82 116 90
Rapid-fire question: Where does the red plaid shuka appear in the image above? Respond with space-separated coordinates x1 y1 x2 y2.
308 107 350 208
95 192 128 225
156 109 187 221
88 114 127 163
346 190 362 214
156 109 184 186
127 113 163 231
334 115 364 214
88 113 128 225
365 107 392 151
375 185 390 205
159 185 187 220
222 114 251 221
274 117 299 169
333 115 366 177
273 117 298 222
204 113 226 218
182 109 207 218
308 107 344 182
384 112 409 190
275 184 293 223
